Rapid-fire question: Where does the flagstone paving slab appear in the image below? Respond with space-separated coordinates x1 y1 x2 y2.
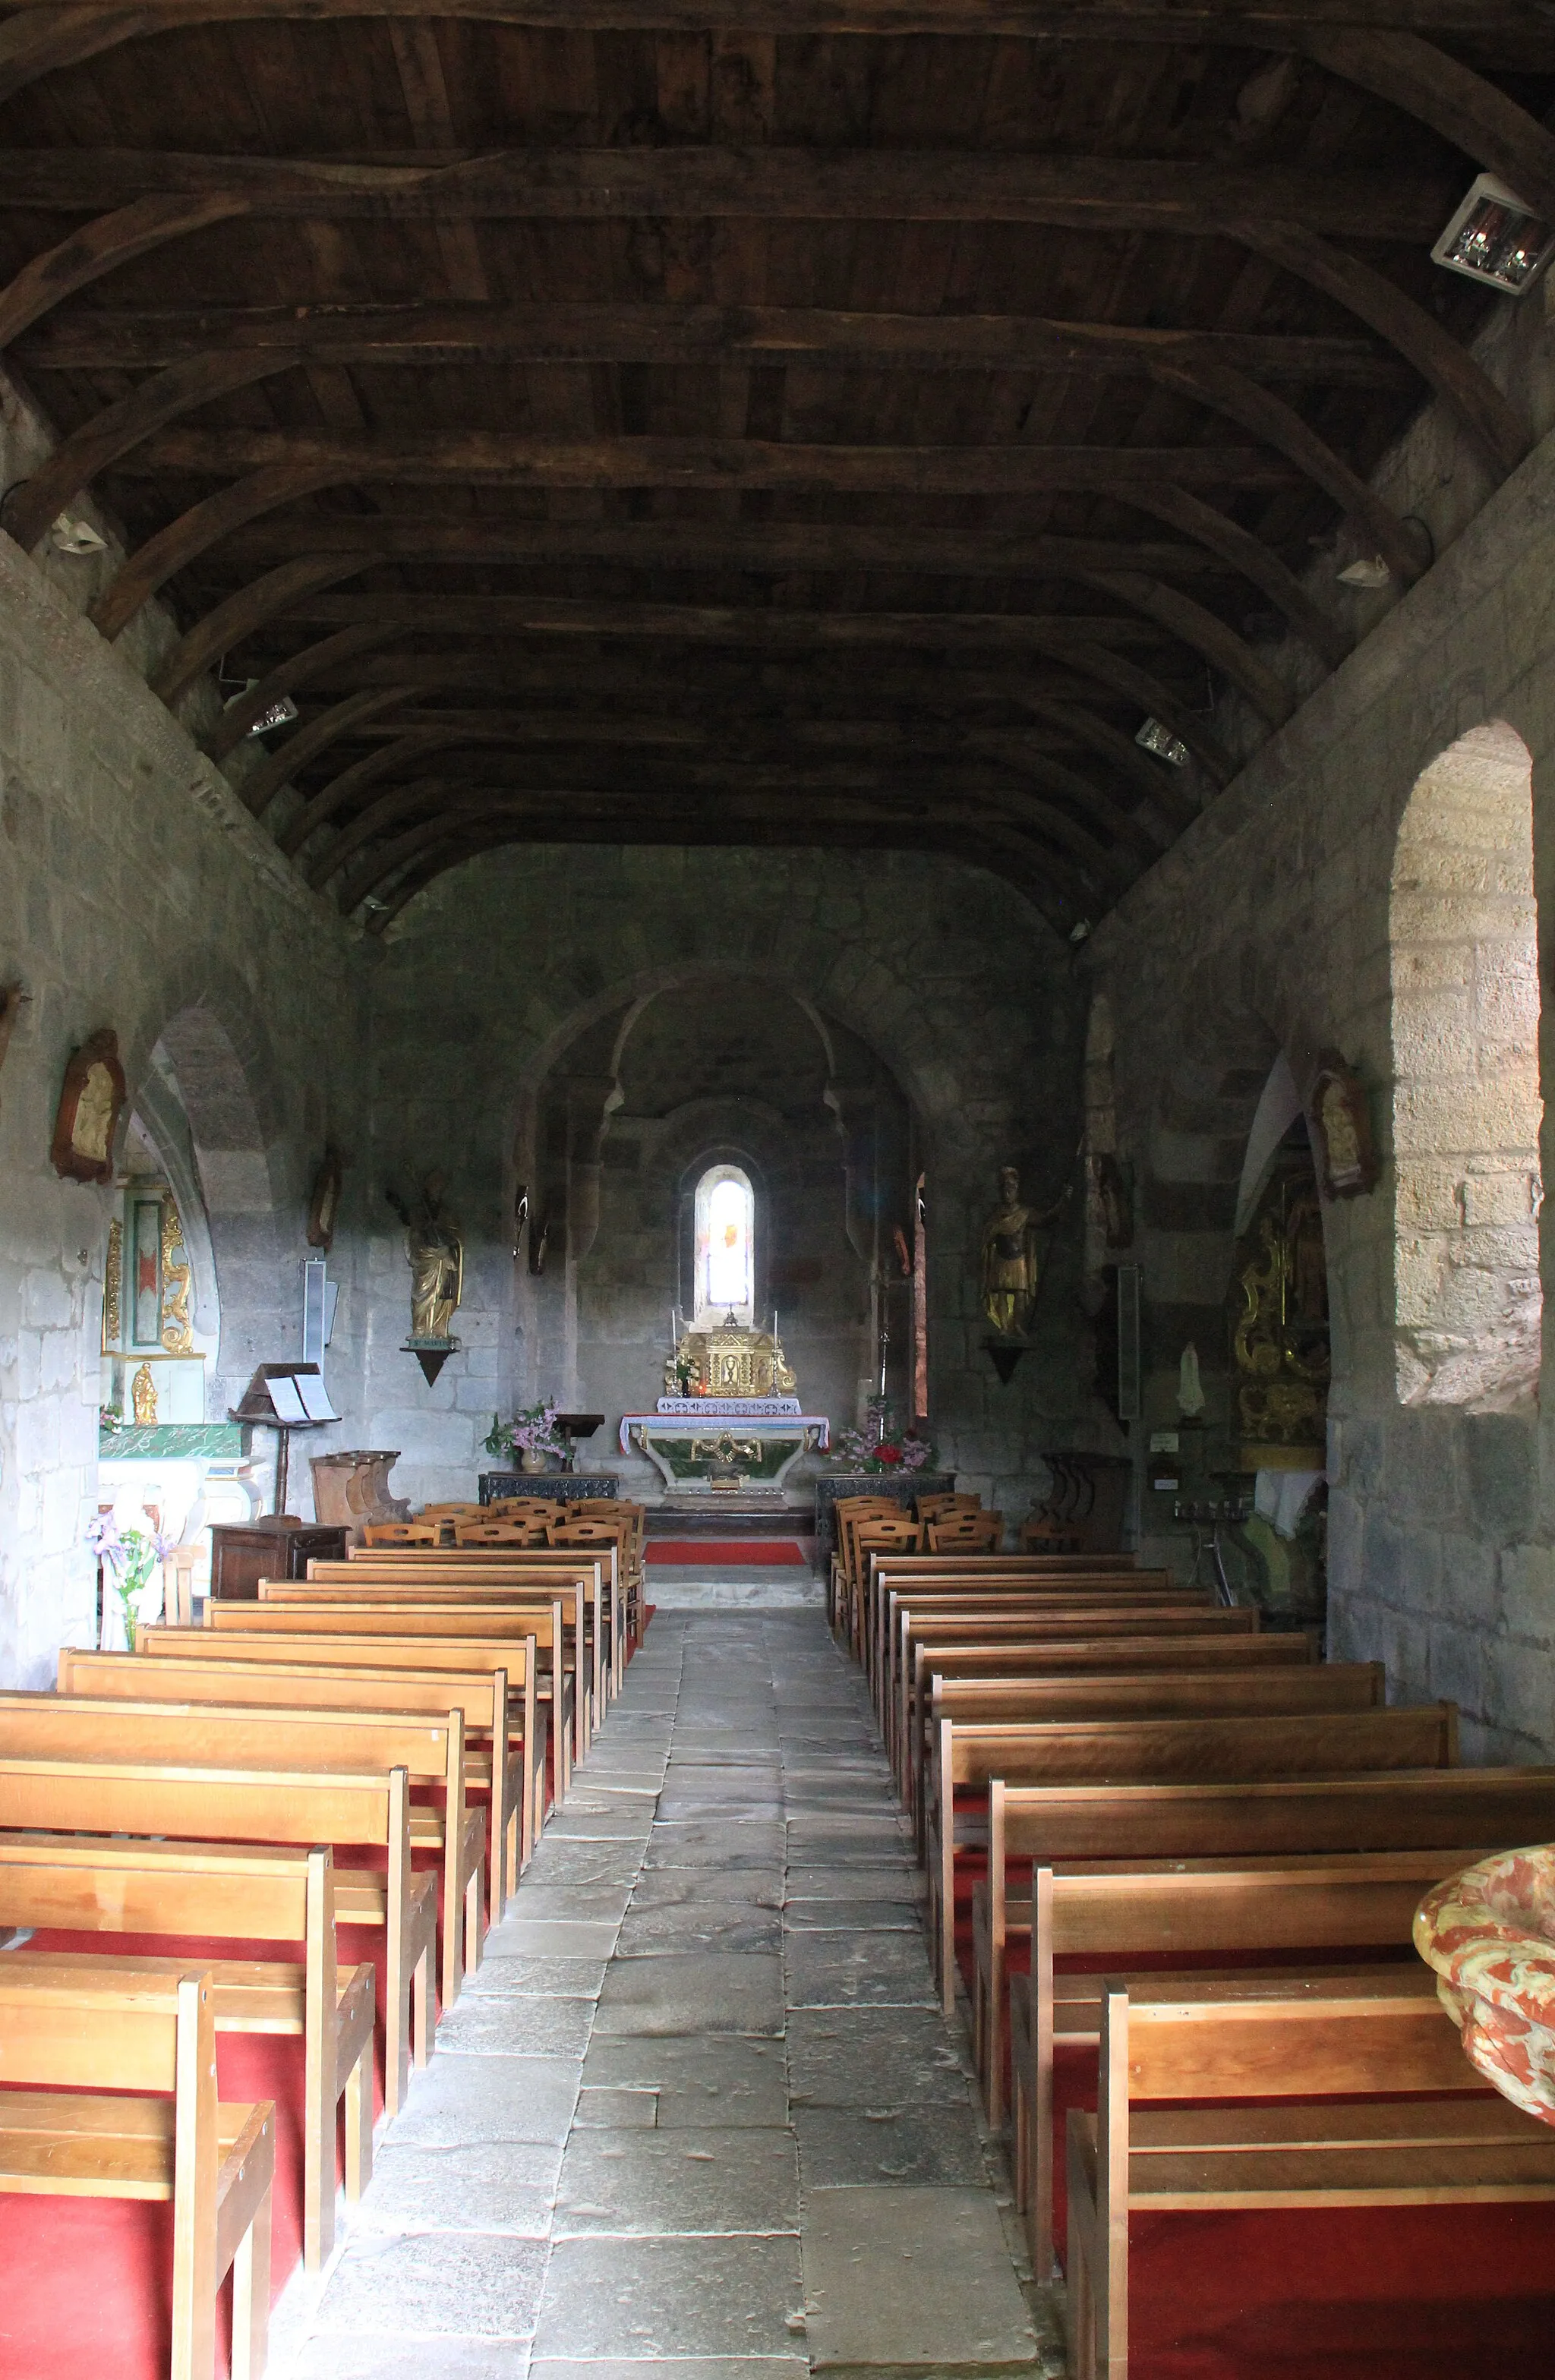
274 1606 1042 2380
554 2125 799 2236
800 2187 1038 2368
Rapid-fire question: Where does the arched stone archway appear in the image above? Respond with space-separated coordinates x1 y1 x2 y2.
1389 720 1543 1414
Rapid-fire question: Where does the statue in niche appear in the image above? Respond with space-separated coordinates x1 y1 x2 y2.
390 1174 465 1342
980 1163 1068 1337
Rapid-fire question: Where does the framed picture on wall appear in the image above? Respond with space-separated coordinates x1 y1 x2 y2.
1310 1048 1378 1199
50 1027 126 1185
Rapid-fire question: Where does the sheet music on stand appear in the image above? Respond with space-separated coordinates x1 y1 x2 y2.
231 1362 337 1515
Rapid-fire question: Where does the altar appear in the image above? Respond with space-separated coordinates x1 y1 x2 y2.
623 1317 828 1493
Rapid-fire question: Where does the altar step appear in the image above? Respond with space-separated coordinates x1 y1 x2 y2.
645 1497 812 1534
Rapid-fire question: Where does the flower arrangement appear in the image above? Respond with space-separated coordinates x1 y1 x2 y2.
833 1404 935 1475
86 1513 172 1650
484 1401 566 1464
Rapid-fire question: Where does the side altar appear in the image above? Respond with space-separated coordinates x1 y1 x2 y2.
620 1317 828 1493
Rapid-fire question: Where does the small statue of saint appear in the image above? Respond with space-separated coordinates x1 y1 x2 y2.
395 1174 464 1341
979 1163 1067 1336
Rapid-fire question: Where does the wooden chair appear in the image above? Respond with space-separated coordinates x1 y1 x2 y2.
0 1692 484 2013
61 1643 544 1898
915 1493 982 1524
1065 1972 1555 2380
829 1498 900 1638
926 1704 1461 2011
0 1835 372 2271
847 1516 923 1657
0 1961 276 2380
0 1754 433 2117
453 1519 550 1547
926 1512 1005 1554
1004 1846 1493 2278
363 1521 440 1546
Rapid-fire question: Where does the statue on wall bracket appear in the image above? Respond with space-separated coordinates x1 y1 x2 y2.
979 1160 1072 1338
51 1026 126 1186
388 1173 464 1385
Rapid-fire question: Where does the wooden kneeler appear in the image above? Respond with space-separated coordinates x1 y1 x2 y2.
0 1836 374 2270
0 1959 276 2380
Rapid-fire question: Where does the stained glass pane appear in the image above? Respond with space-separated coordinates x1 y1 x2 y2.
704 1175 752 1312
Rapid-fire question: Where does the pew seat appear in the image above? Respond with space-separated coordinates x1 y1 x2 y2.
0 1961 275 2380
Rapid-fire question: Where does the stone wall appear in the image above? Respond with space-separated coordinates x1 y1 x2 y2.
0 535 362 1685
362 845 1089 1514
1085 421 1555 1758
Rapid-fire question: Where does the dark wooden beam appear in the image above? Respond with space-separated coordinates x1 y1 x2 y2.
0 192 248 349
90 463 338 641
329 793 1092 922
112 430 1296 495
153 556 380 706
0 4 1538 120
233 682 428 817
1 348 298 553
254 590 1173 656
21 301 1411 391
1240 223 1533 483
1302 29 1555 228
1128 486 1348 669
275 728 486 846
204 515 1224 584
1151 356 1430 584
1017 698 1199 825
0 148 1454 245
1085 569 1294 726
308 767 1134 900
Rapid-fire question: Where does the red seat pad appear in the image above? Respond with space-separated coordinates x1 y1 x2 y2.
1124 2203 1555 2380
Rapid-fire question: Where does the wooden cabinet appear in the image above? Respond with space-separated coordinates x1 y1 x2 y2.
208 1519 349 1600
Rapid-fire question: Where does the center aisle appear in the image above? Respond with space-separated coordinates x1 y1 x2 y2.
276 1611 1055 2378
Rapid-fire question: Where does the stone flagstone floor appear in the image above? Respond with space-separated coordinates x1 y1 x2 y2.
273 1609 1061 2379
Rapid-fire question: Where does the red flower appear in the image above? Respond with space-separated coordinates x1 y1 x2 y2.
875 1442 904 1466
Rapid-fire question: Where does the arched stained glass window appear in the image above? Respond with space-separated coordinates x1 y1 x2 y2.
694 1164 755 1322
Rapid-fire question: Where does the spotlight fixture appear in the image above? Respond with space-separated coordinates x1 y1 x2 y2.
1432 175 1555 295
1136 717 1190 767
248 695 298 736
1069 919 1092 944
1336 554 1392 590
49 512 106 555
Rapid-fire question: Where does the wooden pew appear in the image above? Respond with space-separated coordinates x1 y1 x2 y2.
865 1554 1161 1688
337 1543 622 1704
826 1496 900 1637
0 1960 276 2380
306 1558 605 1747
0 1835 372 2271
257 1581 585 1775
1000 1846 1494 2278
926 1705 1460 2010
1065 1971 1555 2380
198 1599 579 1795
0 1757 433 2117
0 1695 483 2013
137 1627 571 1817
58 1646 542 1906
887 1600 1252 1783
901 1632 1316 1821
872 1569 1189 1707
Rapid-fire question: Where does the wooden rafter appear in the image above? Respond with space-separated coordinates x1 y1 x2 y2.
0 148 1455 244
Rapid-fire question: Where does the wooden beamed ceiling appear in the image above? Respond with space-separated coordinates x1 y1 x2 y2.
0 7 1549 932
